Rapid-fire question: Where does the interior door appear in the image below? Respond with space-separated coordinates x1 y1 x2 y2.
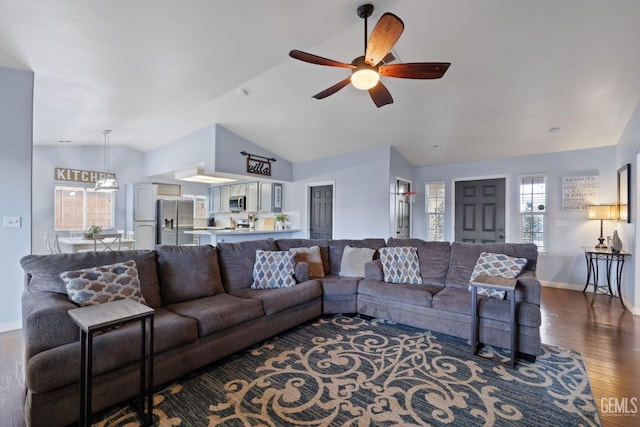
455 178 506 243
309 185 333 239
395 179 411 238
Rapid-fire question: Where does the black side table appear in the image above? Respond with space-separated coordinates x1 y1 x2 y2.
470 274 518 368
582 247 630 309
68 298 154 426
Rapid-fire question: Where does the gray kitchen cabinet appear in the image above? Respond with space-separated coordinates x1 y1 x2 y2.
245 181 259 212
209 186 221 213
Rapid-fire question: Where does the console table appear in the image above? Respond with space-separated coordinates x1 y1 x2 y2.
582 247 630 309
68 299 154 426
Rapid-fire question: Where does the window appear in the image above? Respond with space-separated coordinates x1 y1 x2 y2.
425 181 445 241
519 174 547 252
54 185 115 231
183 194 208 219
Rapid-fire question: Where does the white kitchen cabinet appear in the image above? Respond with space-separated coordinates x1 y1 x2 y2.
209 186 221 213
133 223 156 250
220 185 231 212
245 181 259 212
131 183 157 221
230 183 245 196
259 182 272 212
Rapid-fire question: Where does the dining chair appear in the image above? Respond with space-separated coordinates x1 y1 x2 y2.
44 232 61 254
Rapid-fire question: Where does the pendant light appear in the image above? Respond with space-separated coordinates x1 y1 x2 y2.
94 129 119 192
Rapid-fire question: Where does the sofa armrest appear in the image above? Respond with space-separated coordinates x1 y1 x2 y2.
22 291 79 361
294 262 310 283
515 270 541 305
364 259 384 280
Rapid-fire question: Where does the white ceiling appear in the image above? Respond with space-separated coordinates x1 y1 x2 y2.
1 0 640 167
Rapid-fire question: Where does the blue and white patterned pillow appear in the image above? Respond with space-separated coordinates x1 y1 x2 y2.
469 252 527 299
379 247 423 285
252 250 296 289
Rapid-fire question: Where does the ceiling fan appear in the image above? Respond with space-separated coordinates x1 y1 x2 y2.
289 3 450 108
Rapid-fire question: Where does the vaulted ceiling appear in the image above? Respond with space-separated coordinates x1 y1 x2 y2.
1 0 640 166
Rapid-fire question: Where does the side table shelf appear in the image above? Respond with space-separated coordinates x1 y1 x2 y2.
582 247 630 309
68 298 154 427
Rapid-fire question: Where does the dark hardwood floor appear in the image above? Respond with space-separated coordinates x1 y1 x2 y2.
1 287 638 426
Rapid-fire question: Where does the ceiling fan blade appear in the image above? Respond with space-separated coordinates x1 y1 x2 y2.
312 77 352 100
379 62 451 79
369 81 393 108
289 50 355 69
365 13 404 66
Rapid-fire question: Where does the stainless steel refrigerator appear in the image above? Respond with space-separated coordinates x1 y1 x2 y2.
156 199 194 245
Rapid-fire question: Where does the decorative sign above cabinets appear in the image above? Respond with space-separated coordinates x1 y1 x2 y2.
241 151 276 177
55 167 117 184
562 175 599 212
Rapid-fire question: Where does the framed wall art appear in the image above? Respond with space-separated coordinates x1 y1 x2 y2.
617 163 631 223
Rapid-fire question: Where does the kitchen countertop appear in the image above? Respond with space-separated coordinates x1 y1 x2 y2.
186 228 299 235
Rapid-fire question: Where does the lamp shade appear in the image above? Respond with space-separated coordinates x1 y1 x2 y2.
587 204 617 220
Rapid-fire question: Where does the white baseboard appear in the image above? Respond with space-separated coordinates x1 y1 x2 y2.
0 320 22 333
540 280 583 291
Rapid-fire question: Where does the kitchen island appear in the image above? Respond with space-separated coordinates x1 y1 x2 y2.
185 228 301 245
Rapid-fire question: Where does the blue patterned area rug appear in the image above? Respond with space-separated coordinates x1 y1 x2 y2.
93 316 601 426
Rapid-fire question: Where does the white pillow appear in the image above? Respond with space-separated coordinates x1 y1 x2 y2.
339 246 375 277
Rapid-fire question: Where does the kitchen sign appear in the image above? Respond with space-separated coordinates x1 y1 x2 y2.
241 151 276 177
562 175 599 212
54 167 117 184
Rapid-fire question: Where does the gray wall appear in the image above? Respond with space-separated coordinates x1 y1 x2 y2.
412 146 619 289
0 67 33 331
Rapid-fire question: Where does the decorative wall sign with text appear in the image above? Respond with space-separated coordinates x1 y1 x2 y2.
241 151 276 177
562 175 599 212
54 167 117 184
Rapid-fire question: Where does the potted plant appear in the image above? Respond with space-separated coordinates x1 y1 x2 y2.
275 213 288 230
85 225 103 239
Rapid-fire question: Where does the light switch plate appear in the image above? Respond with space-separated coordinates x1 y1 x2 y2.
3 216 21 227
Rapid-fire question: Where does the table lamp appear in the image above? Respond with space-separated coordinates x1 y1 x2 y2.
587 205 617 249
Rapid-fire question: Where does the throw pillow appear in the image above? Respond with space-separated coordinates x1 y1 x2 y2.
252 250 296 289
469 252 527 299
289 246 325 278
339 246 375 277
61 260 147 306
379 247 423 284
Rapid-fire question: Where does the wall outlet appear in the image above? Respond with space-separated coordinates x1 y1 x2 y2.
3 216 21 227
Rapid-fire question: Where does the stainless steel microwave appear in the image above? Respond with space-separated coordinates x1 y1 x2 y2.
229 195 246 212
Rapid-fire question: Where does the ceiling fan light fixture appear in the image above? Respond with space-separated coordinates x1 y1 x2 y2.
350 56 379 90
351 69 379 90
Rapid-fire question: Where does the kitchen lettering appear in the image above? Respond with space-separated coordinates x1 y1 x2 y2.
54 167 116 183
247 159 271 176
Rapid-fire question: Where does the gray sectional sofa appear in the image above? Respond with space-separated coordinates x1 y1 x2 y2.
20 237 541 426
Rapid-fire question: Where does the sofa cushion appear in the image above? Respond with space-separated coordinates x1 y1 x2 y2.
432 287 541 327
318 275 360 297
233 280 322 315
289 246 325 278
60 260 146 306
20 250 162 308
218 238 279 292
468 252 527 299
276 239 331 275
445 242 538 289
26 307 198 393
156 245 225 304
358 279 441 307
339 246 375 277
328 239 386 276
386 238 450 286
252 250 296 289
165 293 264 337
379 247 422 284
